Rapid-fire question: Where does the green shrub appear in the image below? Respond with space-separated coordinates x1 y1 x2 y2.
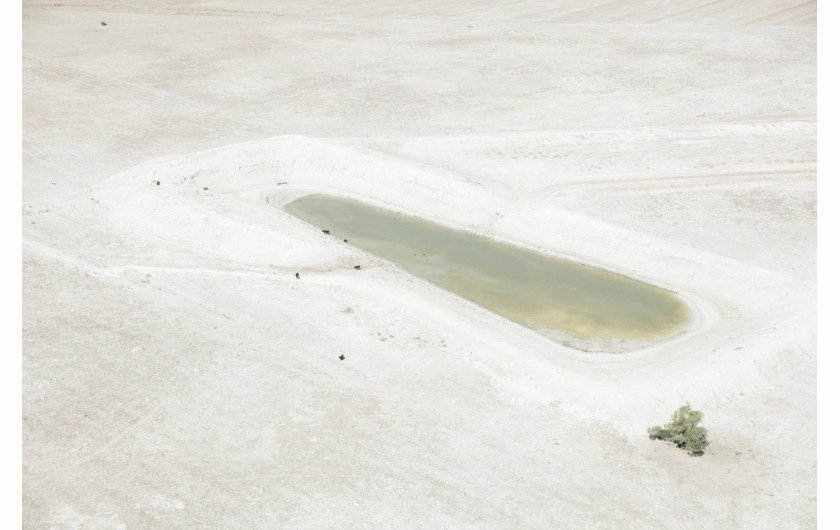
648 403 708 456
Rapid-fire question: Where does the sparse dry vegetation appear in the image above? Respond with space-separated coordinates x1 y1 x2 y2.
648 403 709 456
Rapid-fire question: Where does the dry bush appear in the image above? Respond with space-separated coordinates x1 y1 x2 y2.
648 403 709 456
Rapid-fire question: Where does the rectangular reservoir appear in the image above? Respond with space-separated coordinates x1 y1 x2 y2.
284 194 691 352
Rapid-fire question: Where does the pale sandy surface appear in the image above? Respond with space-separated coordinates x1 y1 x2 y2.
23 1 817 528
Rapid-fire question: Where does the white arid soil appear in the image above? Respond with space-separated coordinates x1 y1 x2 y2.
23 1 816 528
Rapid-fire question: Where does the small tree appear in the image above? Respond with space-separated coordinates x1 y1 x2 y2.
648 403 708 456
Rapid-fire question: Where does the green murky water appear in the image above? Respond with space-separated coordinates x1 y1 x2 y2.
284 194 691 351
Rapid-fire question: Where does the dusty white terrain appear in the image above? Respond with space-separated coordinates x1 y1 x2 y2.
23 1 816 528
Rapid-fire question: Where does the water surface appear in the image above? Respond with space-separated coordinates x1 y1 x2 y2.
284 194 691 351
